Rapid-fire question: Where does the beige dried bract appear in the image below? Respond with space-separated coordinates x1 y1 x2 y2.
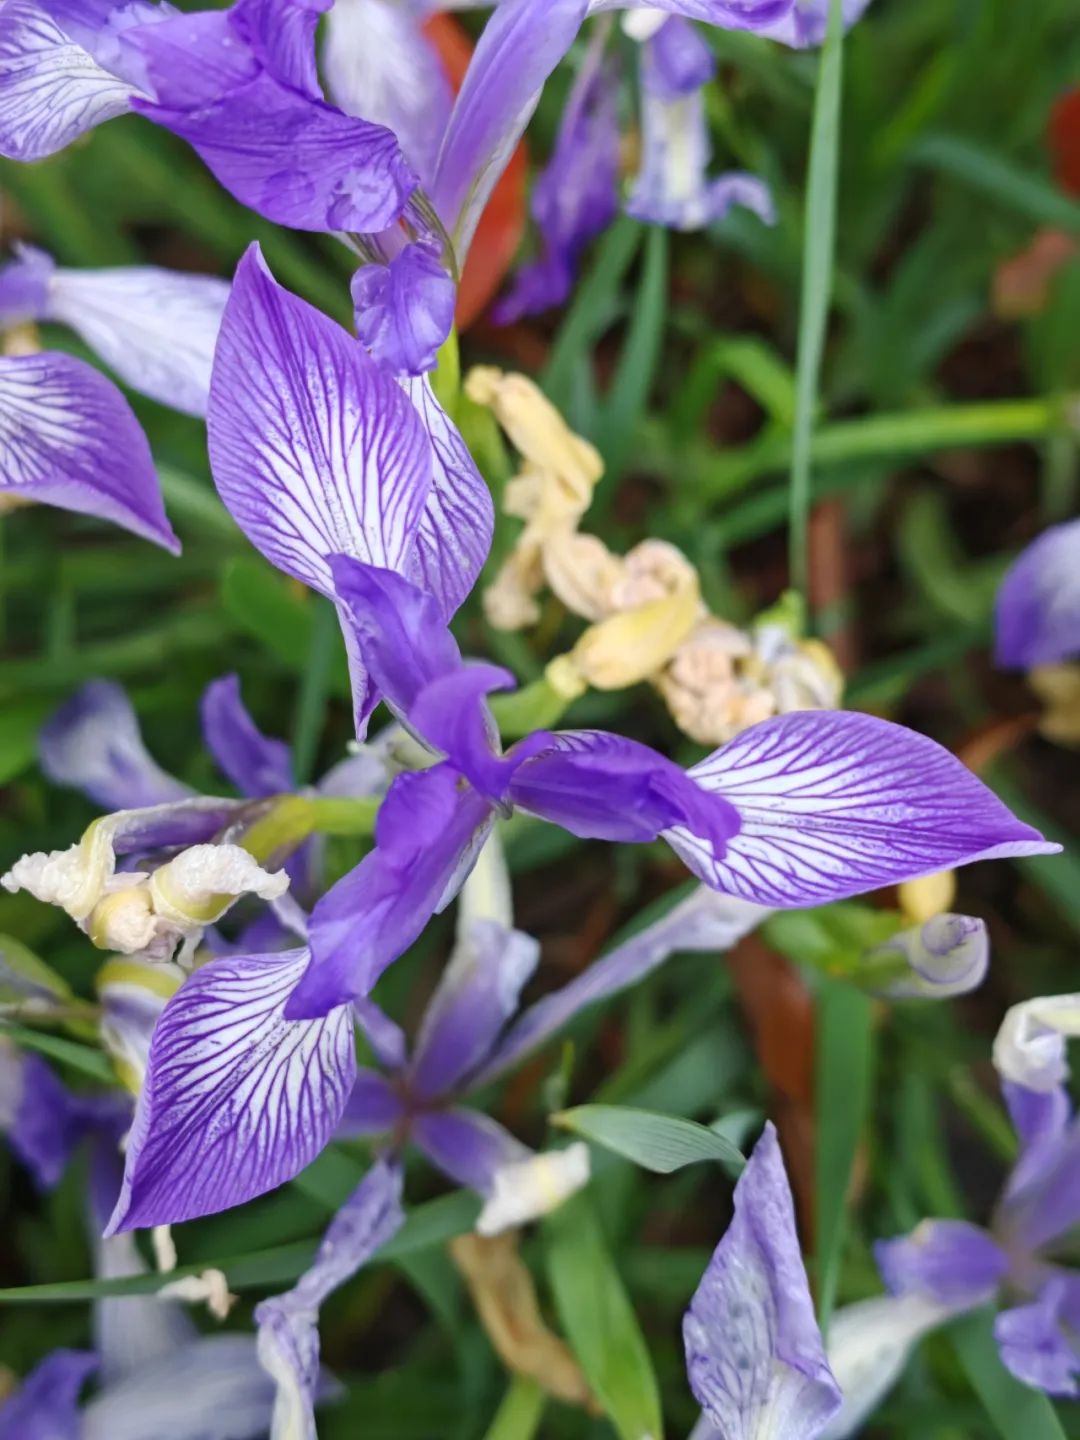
449 1232 597 1411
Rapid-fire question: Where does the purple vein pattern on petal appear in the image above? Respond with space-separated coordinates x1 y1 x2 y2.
403 375 495 619
255 1158 404 1440
39 679 193 811
683 1123 842 1440
0 351 179 552
43 261 230 418
476 887 769 1086
323 0 452 178
0 1349 96 1440
509 729 742 848
0 1 137 161
200 675 294 798
292 763 495 1017
80 1335 276 1440
670 710 1058 907
229 0 327 99
106 948 356 1232
413 1107 531 1192
994 518 1080 670
207 245 432 597
410 919 540 1100
431 0 591 259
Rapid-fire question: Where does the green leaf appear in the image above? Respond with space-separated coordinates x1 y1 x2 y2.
595 225 669 487
220 556 348 694
763 902 905 979
0 700 51 784
0 934 73 1006
553 1104 744 1177
482 1377 546 1440
950 1310 1068 1440
788 0 846 598
545 1194 663 1440
0 1022 115 1083
291 598 339 784
814 979 876 1327
915 133 1080 235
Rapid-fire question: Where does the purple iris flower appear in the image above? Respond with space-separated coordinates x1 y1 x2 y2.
875 1062 1080 1396
493 38 621 323
627 16 776 231
0 348 179 551
276 552 1056 1018
685 1123 843 1439
756 0 876 47
0 242 229 417
0 0 417 234
0 1055 280 1440
995 518 1080 670
207 243 493 732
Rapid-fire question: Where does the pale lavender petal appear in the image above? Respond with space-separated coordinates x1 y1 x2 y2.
81 1336 276 1440
646 14 715 97
1000 1081 1071 1206
352 997 408 1071
867 914 990 1000
995 519 1080 669
412 1106 531 1191
994 1280 1080 1398
255 1158 404 1440
755 0 875 48
508 729 742 849
323 0 452 177
8 1054 129 1191
106 948 356 1232
207 244 431 598
200 674 294 799
0 1349 96 1440
403 374 495 620
672 710 1059 907
0 351 179 551
42 260 230 418
410 919 540 1101
107 796 247 858
352 242 455 378
494 46 619 322
475 886 770 1086
996 1116 1080 1256
93 1229 197 1386
590 1 794 28
336 1067 405 1138
39 680 193 811
0 241 54 323
874 1221 1006 1307
290 763 495 1016
0 1 136 161
430 0 591 259
683 1122 842 1439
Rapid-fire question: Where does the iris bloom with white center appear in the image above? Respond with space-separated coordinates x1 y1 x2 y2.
871 995 1080 1398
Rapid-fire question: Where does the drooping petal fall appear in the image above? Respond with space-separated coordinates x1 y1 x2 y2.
0 351 179 551
670 709 1058 907
106 948 356 1231
200 674 295 798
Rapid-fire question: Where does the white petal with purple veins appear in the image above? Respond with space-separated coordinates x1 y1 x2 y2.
207 244 432 598
106 948 356 1231
404 375 496 619
0 1 137 161
670 710 1058 907
0 351 179 550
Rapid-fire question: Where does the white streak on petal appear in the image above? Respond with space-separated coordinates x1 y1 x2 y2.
0 1 137 162
475 1143 590 1236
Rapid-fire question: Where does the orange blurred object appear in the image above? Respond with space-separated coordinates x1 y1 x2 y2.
424 14 528 331
1049 86 1080 196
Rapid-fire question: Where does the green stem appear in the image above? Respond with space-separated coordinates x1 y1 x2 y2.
481 1378 546 1440
788 0 846 602
291 601 338 785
